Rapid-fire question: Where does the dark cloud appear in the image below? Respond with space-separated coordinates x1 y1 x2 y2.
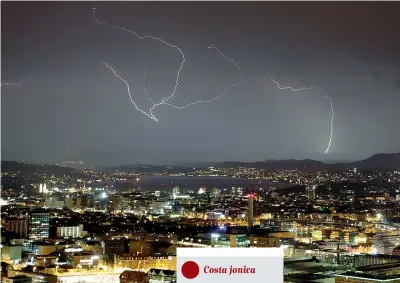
1 1 399 164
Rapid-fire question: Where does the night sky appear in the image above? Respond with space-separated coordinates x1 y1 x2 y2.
2 1 400 165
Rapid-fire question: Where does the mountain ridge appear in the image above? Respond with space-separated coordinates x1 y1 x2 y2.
1 152 399 173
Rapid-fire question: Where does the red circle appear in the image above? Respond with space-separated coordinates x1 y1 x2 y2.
181 261 200 279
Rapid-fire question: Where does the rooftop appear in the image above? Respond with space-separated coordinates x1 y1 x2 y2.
357 262 400 272
336 272 400 281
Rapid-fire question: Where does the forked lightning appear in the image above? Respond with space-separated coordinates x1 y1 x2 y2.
93 8 242 121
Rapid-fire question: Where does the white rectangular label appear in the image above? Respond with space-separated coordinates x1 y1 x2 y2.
177 248 284 282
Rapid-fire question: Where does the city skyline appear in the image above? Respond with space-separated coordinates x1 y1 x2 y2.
2 2 400 164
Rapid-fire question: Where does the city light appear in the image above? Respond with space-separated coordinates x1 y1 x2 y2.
1 3 399 283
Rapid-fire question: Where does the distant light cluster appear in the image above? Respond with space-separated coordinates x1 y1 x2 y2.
93 8 242 122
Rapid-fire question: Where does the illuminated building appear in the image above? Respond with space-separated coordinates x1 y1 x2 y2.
129 240 152 257
147 269 176 283
250 236 280 248
102 239 127 262
354 235 368 245
261 220 295 233
71 252 100 268
38 183 48 194
2 275 32 283
248 194 254 232
35 255 56 267
211 233 249 248
56 225 84 238
107 194 120 212
207 211 225 220
45 197 64 209
64 197 73 209
30 243 56 256
307 186 316 201
0 245 22 263
269 231 294 239
7 270 57 283
331 231 340 240
57 273 120 283
3 218 28 238
335 263 400 283
312 230 323 241
344 232 359 245
372 234 400 255
38 184 49 194
212 187 221 197
172 187 180 199
151 200 166 214
115 255 176 271
346 244 375 255
120 270 148 283
171 201 181 215
8 271 121 283
27 210 49 241
336 274 400 283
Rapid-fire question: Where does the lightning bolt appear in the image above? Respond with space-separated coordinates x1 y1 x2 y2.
322 91 334 154
269 77 334 154
101 62 158 121
269 76 313 92
139 62 154 105
1 77 31 87
157 45 242 110
93 8 241 120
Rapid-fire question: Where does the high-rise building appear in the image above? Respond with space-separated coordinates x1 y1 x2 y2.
307 186 316 201
42 184 48 194
4 218 28 238
248 194 254 231
212 187 221 197
64 197 73 209
45 197 57 208
172 187 180 199
27 209 50 241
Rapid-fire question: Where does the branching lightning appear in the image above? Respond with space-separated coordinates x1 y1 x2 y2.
102 62 158 121
93 8 241 121
140 62 154 105
159 45 242 110
269 77 334 154
1 77 31 87
269 76 313 92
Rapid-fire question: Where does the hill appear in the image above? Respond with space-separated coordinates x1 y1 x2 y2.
1 161 79 175
214 153 400 172
215 159 331 172
350 153 400 170
2 153 399 174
